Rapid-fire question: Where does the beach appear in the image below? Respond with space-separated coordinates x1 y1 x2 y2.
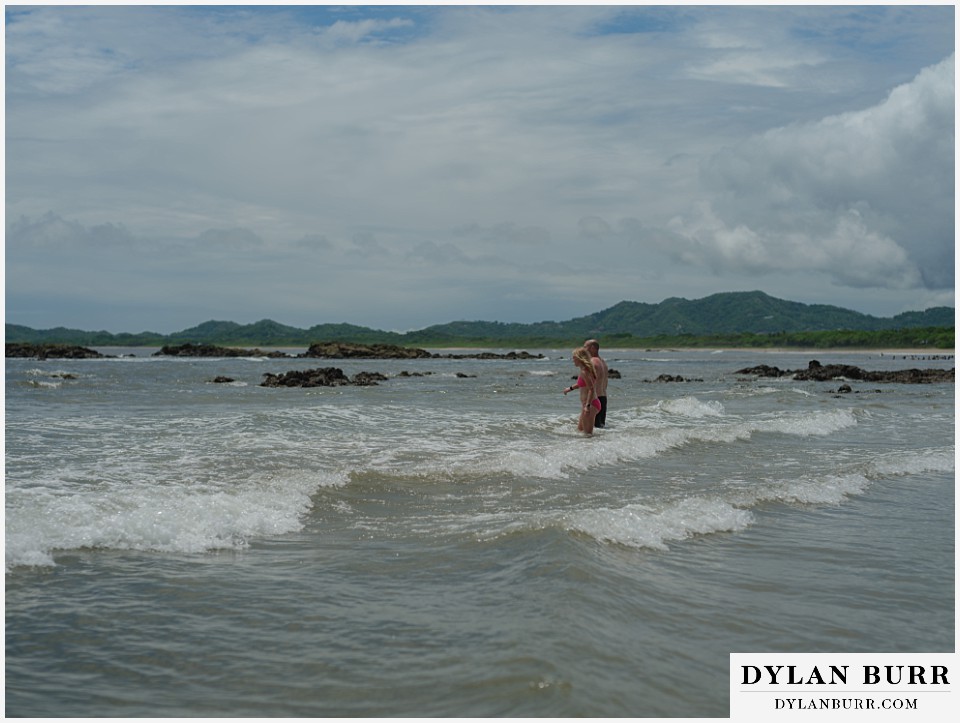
5 347 954 716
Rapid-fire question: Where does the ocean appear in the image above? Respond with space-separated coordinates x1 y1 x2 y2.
4 347 955 717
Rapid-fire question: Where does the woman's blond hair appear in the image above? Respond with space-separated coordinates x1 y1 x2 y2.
573 347 596 382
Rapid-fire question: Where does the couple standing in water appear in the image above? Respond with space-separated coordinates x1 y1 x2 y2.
562 339 608 435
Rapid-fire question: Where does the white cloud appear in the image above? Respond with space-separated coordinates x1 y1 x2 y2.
322 17 415 45
578 216 615 240
197 227 264 251
684 11 829 89
4 6 954 332
406 240 469 265
660 54 954 291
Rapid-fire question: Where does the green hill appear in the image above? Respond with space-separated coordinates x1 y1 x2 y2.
406 291 953 340
552 292 953 336
6 291 954 348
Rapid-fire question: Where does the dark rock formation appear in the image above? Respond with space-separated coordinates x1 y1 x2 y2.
646 374 704 383
260 367 388 388
733 363 787 378
735 359 954 384
351 371 389 386
5 343 105 359
210 376 236 384
301 342 544 360
434 350 546 360
155 344 291 358
302 342 433 359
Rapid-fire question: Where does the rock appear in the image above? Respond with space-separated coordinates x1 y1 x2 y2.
301 341 545 360
608 368 622 379
5 343 105 359
260 367 390 388
303 342 432 359
435 350 546 360
735 360 953 384
875 367 955 384
792 361 867 381
261 367 351 387
646 373 704 383
154 344 290 358
210 376 235 384
351 371 389 386
733 364 788 378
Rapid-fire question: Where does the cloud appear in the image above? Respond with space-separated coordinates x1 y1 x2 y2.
682 9 830 89
406 240 470 265
659 54 954 291
578 216 614 240
196 227 264 251
6 212 140 253
322 17 416 46
293 233 333 251
452 222 552 247
4 6 954 332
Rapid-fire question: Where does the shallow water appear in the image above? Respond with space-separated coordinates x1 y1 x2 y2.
4 348 955 716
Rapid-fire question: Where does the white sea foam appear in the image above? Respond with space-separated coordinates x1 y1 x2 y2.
421 439 949 548
24 368 83 378
757 408 858 436
401 434 953 548
656 397 725 417
717 447 953 511
866 447 955 476
25 380 62 389
346 404 862 485
751 473 873 506
405 495 755 550
4 470 346 570
561 497 754 550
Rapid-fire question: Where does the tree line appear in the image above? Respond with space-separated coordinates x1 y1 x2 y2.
6 324 953 350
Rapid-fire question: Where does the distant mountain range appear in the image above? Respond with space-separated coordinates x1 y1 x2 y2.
5 291 955 347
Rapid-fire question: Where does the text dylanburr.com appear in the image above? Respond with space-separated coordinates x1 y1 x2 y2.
730 653 955 720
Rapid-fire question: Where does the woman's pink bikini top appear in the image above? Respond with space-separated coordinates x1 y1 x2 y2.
575 376 600 410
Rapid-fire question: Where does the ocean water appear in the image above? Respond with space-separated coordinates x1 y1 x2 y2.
4 347 955 717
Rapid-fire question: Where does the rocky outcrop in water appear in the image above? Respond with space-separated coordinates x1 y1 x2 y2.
302 342 432 359
646 374 704 383
302 342 544 360
260 367 388 388
735 359 954 383
150 340 544 360
155 344 290 358
5 343 105 359
433 350 546 360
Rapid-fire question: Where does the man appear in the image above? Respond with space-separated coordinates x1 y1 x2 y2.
584 339 609 428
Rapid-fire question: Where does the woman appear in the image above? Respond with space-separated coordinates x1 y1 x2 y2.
563 347 601 435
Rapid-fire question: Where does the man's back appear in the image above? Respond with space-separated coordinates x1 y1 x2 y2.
592 354 608 397
584 339 608 398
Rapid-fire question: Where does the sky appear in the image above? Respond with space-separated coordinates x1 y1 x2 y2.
4 2 956 334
